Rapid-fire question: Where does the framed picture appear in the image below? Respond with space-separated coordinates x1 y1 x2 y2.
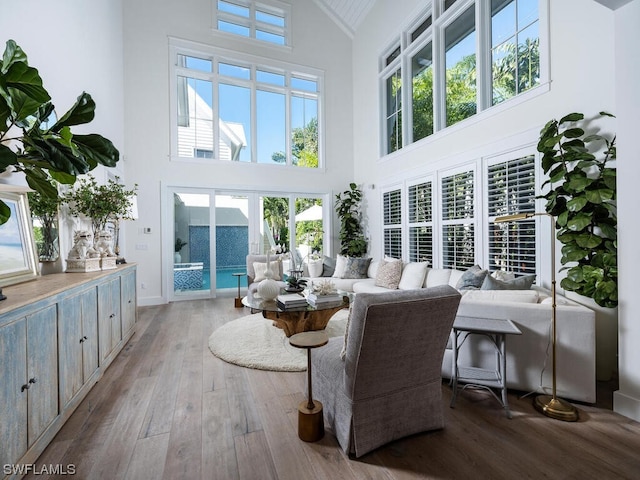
0 186 39 287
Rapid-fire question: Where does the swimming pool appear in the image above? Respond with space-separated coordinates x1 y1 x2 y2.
203 266 247 290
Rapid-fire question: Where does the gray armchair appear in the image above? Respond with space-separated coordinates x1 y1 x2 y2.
311 286 461 458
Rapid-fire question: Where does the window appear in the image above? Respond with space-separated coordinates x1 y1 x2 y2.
441 169 475 269
408 180 433 263
379 0 542 155
172 42 322 167
491 0 540 105
383 188 402 259
445 6 476 127
487 154 536 275
215 0 290 46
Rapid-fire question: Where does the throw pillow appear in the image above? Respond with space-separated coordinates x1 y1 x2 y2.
322 255 336 277
481 274 536 290
343 257 372 279
398 261 429 290
253 261 281 282
456 265 488 290
492 270 516 282
332 254 348 278
374 259 402 289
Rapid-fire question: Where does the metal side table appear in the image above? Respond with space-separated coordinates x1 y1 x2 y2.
449 316 522 418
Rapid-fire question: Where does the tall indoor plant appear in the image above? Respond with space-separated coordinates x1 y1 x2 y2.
537 111 617 308
335 182 367 257
0 39 119 225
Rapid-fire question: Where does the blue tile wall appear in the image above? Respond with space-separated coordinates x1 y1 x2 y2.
187 225 248 269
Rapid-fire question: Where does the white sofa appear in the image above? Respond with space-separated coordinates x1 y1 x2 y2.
305 259 596 403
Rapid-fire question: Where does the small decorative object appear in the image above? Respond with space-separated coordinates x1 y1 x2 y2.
66 230 101 272
257 252 280 301
311 279 337 296
286 276 308 293
95 230 117 270
28 189 61 264
308 253 324 278
174 237 187 263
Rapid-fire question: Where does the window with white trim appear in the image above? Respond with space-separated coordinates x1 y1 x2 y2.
441 169 475 269
487 154 536 275
172 42 322 167
215 0 290 46
408 180 433 263
382 188 402 259
379 0 542 155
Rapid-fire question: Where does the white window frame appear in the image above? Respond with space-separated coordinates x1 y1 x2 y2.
169 38 324 169
438 164 478 269
381 185 404 259
483 147 540 277
378 0 548 157
214 0 292 47
407 176 435 264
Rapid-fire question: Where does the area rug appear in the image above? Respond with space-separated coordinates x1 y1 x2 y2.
208 310 348 372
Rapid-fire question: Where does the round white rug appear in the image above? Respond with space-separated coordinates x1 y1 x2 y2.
208 310 348 371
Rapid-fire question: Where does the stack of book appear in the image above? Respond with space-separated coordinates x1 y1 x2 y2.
307 292 344 308
276 293 308 310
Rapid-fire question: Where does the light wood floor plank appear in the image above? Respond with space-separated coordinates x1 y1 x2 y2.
27 298 640 480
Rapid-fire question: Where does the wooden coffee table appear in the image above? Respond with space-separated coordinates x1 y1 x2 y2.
242 293 348 337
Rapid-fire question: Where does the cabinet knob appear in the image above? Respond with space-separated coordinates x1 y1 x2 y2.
29 377 37 384
21 383 29 392
110 313 115 318
80 335 88 343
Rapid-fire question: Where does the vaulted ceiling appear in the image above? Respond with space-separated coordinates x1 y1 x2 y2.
312 0 377 37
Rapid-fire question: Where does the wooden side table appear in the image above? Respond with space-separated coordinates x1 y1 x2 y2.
232 272 246 308
289 331 328 442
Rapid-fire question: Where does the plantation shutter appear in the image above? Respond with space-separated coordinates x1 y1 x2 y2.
383 188 402 259
441 170 475 269
408 181 433 263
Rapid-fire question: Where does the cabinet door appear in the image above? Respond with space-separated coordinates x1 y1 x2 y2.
81 288 99 381
58 295 84 408
26 305 59 445
121 269 137 336
98 277 121 364
0 320 28 466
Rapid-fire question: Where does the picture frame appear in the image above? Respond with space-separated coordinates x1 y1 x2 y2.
0 185 40 287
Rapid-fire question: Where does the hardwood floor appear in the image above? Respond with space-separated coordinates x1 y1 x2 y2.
28 297 640 480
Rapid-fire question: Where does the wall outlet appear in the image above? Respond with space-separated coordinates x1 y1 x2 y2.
135 243 148 250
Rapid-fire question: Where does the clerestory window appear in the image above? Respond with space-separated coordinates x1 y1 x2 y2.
380 0 543 156
215 0 290 46
171 41 322 168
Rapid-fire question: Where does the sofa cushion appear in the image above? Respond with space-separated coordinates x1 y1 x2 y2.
343 257 371 279
481 274 536 290
398 261 429 290
456 265 489 290
375 259 402 289
332 254 348 278
460 289 539 303
322 256 336 277
424 268 452 288
253 260 282 281
353 279 393 294
448 269 465 288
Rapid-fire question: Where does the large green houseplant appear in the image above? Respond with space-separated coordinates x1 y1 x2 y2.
335 183 367 257
0 39 119 225
538 111 617 308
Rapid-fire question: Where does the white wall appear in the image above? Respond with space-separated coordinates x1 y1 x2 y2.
122 0 354 304
352 0 616 259
613 0 640 422
0 0 125 260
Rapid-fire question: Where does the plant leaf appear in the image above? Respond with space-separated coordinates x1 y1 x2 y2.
558 112 584 124
567 213 592 231
575 233 602 248
52 92 96 130
0 199 10 224
566 197 587 212
585 188 614 204
563 128 584 139
73 134 119 168
0 143 17 171
1 39 28 74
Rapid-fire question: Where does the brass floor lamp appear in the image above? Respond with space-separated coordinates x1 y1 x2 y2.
495 212 579 422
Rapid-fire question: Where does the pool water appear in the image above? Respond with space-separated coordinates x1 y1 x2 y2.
202 267 247 290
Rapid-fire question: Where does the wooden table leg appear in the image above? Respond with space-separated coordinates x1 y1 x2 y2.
297 348 324 442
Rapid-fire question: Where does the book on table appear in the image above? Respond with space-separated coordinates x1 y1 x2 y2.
307 292 343 306
276 293 308 309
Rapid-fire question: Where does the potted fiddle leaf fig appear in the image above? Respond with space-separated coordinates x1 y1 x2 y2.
335 183 368 257
537 111 617 308
0 39 119 225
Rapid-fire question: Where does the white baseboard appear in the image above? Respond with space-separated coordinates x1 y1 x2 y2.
614 390 640 422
